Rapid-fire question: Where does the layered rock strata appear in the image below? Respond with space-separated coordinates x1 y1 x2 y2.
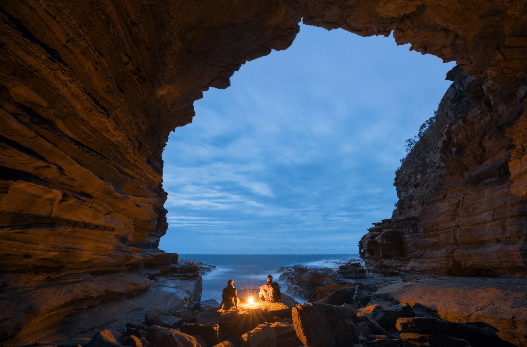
2 0 527 344
360 66 527 276
1 251 204 346
374 276 527 347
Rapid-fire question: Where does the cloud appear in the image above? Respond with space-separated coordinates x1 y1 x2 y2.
159 24 455 254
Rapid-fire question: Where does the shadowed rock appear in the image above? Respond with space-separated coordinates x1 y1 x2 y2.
292 303 359 347
2 0 527 345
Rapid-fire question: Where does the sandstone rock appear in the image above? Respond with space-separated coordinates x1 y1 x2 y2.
148 325 203 347
180 323 220 347
278 266 339 300
266 322 295 341
174 309 195 322
363 337 402 347
292 303 359 347
145 308 183 328
360 68 527 278
2 0 527 345
56 339 93 346
193 335 208 347
450 322 519 347
240 324 276 347
214 341 235 347
395 317 450 334
122 335 142 347
316 287 356 305
200 300 221 309
310 284 358 304
338 262 367 279
353 283 385 308
361 304 414 331
276 338 299 347
126 323 148 340
360 304 384 317
375 277 527 346
355 312 388 337
399 333 470 347
86 330 119 347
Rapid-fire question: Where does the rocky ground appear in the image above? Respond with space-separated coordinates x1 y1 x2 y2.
21 262 527 347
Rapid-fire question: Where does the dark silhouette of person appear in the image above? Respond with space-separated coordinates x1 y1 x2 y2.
220 279 238 310
259 275 281 302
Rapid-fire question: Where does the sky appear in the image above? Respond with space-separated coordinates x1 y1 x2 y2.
159 24 455 254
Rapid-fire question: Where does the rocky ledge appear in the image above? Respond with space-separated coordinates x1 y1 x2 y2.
21 274 526 347
0 251 204 347
360 66 527 277
2 0 527 345
276 265 527 346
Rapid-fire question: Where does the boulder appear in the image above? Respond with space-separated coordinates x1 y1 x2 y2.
309 284 351 302
319 287 356 305
362 304 414 331
122 335 142 347
395 317 450 334
180 323 220 347
267 322 295 340
338 262 367 279
45 339 92 346
363 337 402 347
86 330 120 347
279 266 339 300
175 309 195 322
213 341 235 347
147 325 203 347
240 324 276 347
126 323 148 340
400 333 470 347
292 303 359 347
201 300 221 309
397 317 518 347
145 308 183 328
355 312 388 337
450 322 518 347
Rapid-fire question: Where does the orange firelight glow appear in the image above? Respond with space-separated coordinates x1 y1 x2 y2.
248 296 255 305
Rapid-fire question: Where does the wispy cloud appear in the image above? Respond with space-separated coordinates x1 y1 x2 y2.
160 24 455 254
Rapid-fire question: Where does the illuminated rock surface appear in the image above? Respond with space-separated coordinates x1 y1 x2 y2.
375 276 527 347
1 0 527 345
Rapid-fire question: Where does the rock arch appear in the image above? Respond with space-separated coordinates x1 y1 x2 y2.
1 0 527 344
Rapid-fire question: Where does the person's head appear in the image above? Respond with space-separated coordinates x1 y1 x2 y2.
228 279 234 286
267 275 273 283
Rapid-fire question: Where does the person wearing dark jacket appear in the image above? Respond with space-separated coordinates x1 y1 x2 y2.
259 275 281 302
220 279 238 310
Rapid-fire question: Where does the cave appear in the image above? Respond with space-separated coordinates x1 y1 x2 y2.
1 0 527 346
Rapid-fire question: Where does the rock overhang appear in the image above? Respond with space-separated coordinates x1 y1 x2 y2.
1 0 527 345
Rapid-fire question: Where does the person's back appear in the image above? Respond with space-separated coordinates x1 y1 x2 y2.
259 275 281 303
220 279 238 310
269 280 281 302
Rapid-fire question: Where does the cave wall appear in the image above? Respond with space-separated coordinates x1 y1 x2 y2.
360 67 527 276
1 0 527 344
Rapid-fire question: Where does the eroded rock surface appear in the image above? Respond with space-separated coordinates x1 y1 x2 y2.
374 276 527 347
2 0 527 345
360 67 527 276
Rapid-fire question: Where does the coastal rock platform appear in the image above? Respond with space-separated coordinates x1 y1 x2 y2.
373 275 527 347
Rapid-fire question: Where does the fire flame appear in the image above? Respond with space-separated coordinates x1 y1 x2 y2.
248 296 255 305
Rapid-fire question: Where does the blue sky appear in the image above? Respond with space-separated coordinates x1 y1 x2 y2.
159 24 455 254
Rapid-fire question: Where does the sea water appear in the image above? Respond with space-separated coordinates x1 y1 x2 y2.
179 254 361 303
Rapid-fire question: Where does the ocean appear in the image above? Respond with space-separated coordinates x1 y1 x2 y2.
178 254 362 303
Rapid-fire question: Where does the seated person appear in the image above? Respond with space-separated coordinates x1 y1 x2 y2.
220 279 238 310
259 275 281 302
